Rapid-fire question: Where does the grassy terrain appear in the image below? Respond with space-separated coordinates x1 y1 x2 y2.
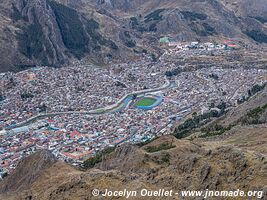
144 142 176 153
135 97 157 107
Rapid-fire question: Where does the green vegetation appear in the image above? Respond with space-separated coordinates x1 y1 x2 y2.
165 67 183 77
135 97 157 107
202 23 216 35
254 16 267 24
0 94 4 101
122 31 136 48
144 9 165 23
240 103 267 125
180 11 207 21
21 92 34 100
237 84 265 104
200 124 234 138
174 103 226 139
144 142 175 153
244 30 267 43
129 17 146 32
83 147 115 169
157 153 171 164
150 152 171 165
209 73 219 80
248 84 266 96
200 103 267 138
129 17 139 29
175 83 266 139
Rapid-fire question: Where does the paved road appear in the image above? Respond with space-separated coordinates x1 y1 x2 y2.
7 78 175 130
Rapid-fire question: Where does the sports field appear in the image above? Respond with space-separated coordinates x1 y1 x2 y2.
135 97 157 107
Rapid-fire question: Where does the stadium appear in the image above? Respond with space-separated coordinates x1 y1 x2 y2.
134 94 163 110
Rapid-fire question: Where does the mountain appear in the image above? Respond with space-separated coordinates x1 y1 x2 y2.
0 88 266 200
221 0 267 19
0 0 267 72
0 150 57 194
94 0 267 41
0 0 129 72
0 135 266 199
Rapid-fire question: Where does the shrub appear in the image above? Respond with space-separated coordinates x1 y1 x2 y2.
244 30 267 43
83 147 115 169
144 142 175 153
144 9 165 23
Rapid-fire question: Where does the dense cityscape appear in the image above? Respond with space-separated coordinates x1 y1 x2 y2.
0 41 266 178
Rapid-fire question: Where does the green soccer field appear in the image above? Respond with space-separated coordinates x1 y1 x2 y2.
135 97 157 107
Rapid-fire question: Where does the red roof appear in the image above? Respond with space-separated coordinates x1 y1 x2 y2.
228 44 237 47
70 131 82 139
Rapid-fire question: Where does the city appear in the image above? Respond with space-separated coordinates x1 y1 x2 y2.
0 41 266 178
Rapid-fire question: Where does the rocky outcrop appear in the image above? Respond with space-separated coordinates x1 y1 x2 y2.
13 0 68 66
0 0 121 72
0 150 57 193
1 134 266 200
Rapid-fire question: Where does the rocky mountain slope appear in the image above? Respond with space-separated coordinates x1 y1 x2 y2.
1 0 267 72
0 88 266 200
0 0 128 72
0 134 266 200
221 0 267 19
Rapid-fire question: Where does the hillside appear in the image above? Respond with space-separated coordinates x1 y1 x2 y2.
0 0 132 72
0 89 266 200
0 135 266 200
1 0 267 72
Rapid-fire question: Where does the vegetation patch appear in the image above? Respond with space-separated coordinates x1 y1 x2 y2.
0 94 5 101
200 124 234 138
200 103 267 138
239 103 267 125
174 102 226 139
144 9 165 23
83 147 115 169
135 97 157 107
253 16 267 24
165 67 183 77
160 153 171 164
181 11 207 21
20 92 34 100
119 31 136 48
129 17 139 29
244 30 267 43
144 142 175 153
237 84 265 104
144 152 171 165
